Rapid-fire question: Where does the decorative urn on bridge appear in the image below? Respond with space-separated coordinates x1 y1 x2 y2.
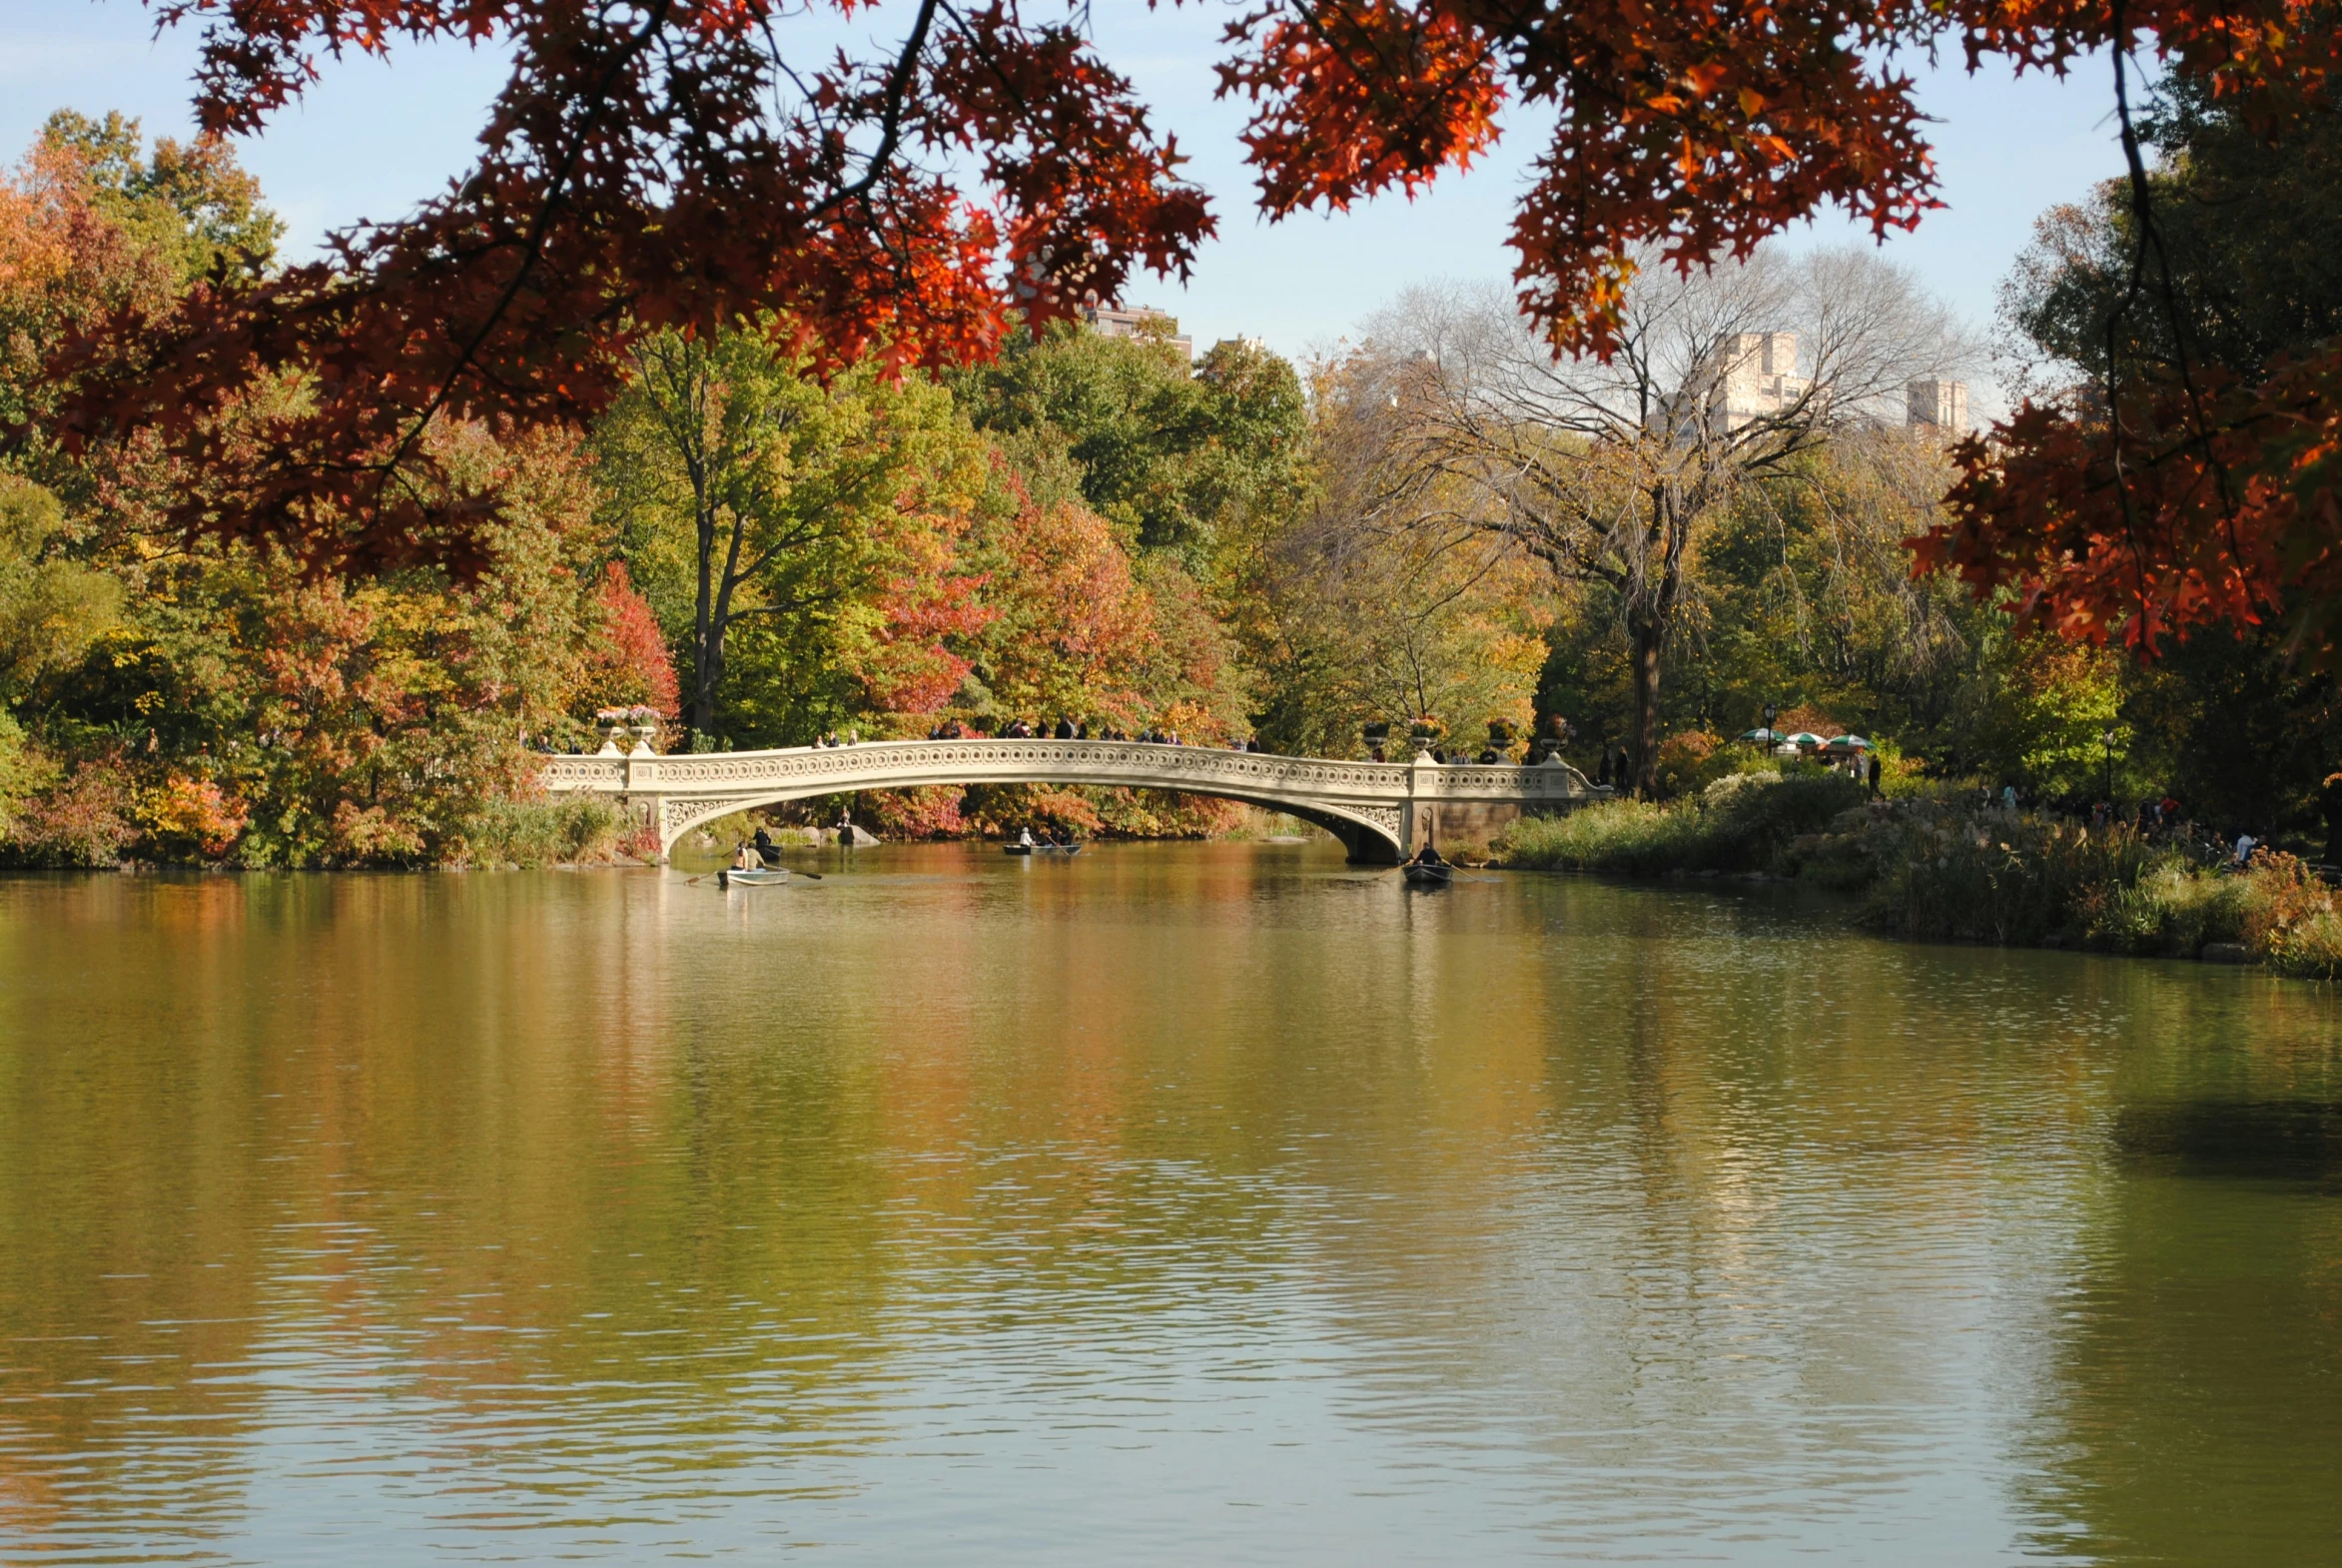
1530 715 1575 766
623 705 664 755
593 705 665 756
593 708 630 756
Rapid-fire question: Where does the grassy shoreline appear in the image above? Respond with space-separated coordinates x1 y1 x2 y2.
1496 771 2342 980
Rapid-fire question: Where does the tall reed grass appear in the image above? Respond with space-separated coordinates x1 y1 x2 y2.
455 796 624 868
1497 770 1869 876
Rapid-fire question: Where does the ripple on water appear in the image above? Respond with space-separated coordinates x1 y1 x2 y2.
1 849 2339 1562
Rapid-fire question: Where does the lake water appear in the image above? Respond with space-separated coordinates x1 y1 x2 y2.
2 844 2338 1564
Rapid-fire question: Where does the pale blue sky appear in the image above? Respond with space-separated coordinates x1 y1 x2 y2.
2 1 2128 391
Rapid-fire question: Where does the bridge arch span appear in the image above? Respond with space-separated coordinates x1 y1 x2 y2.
656 778 1405 863
538 738 1603 863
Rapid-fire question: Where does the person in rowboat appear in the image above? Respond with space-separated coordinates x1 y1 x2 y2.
731 842 756 872
1018 827 1035 848
1409 836 1445 868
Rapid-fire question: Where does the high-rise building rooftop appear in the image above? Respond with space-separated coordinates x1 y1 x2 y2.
1085 305 1193 362
1906 379 1970 435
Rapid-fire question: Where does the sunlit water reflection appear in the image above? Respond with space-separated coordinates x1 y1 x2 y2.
3 844 2339 1563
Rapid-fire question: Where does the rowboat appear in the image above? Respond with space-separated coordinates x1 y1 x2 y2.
717 866 790 888
1402 862 1453 889
1003 844 1034 856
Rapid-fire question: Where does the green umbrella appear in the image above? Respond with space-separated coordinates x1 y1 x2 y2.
1784 731 1825 748
1826 734 1873 752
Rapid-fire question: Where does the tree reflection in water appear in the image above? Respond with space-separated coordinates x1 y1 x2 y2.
0 853 2337 1562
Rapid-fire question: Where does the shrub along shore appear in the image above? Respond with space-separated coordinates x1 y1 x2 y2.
1495 770 2342 980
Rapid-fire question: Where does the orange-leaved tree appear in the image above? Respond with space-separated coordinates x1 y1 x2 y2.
45 0 2342 620
44 0 1212 574
1915 65 2342 668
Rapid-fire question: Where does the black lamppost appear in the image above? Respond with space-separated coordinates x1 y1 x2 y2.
2101 727 2118 803
1761 702 1779 749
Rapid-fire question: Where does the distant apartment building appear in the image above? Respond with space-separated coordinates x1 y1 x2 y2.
1084 305 1193 362
1905 379 1969 434
1707 332 1814 431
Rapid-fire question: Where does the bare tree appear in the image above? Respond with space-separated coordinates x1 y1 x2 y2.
1352 247 1974 793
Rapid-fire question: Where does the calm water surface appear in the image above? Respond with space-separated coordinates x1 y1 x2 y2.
2 844 2339 1564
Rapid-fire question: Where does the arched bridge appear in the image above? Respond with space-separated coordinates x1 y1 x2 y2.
539 739 1607 863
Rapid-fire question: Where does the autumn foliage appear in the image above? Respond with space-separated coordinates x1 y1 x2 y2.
582 561 681 717
44 0 1212 571
1920 334 2342 663
1917 45 2342 667
28 0 2338 588
19 0 2342 855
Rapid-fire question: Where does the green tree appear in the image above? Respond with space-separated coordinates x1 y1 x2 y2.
36 110 282 287
594 330 994 747
0 478 121 699
1961 641 2130 799
950 321 1311 567
1668 434 1986 742
11 424 621 867
2002 78 2342 397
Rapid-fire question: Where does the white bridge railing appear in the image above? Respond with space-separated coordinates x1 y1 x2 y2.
539 737 1605 861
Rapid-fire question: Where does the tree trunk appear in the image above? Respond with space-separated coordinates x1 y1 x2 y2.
690 490 719 745
1628 613 1663 796
691 509 750 749
694 639 725 747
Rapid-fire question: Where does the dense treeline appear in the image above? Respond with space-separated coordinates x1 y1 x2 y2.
0 115 1285 863
2 93 2335 868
